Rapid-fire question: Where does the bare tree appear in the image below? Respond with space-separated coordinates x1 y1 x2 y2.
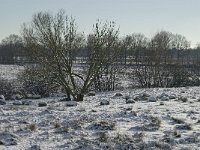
149 31 172 64
22 10 120 101
1 34 23 46
171 34 190 50
171 33 190 64
133 31 193 88
134 31 173 88
122 33 148 65
83 20 121 92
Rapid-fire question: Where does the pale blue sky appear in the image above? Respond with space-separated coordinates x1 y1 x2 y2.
0 0 200 47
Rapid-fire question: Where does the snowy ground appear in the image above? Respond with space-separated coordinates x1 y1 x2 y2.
1 87 200 149
0 65 24 80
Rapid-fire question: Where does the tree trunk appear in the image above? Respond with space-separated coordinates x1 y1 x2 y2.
67 92 71 101
76 94 84 101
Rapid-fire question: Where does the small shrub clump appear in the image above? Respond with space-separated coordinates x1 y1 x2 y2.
88 120 116 131
0 78 14 99
143 116 161 131
97 131 109 142
27 123 37 131
54 122 61 128
18 65 58 97
178 97 188 103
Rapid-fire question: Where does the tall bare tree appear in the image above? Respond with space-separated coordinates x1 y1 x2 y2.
122 33 148 65
22 10 120 101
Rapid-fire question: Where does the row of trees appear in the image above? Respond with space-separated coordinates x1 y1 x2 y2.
1 10 200 100
1 26 199 66
122 31 200 88
0 34 28 64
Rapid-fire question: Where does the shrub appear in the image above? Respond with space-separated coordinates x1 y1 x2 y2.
133 64 199 88
27 123 37 131
110 132 144 149
0 78 14 99
54 122 61 128
170 67 191 87
18 65 58 97
178 97 188 102
97 131 109 142
143 116 161 131
88 120 116 130
113 133 134 144
62 127 69 133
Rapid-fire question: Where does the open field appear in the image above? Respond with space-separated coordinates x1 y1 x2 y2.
0 65 200 149
0 65 24 80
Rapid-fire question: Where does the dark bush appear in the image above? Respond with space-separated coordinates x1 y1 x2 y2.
18 65 58 97
133 64 200 88
0 78 14 99
170 67 191 87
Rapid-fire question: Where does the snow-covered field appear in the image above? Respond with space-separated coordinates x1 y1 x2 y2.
0 65 24 80
1 65 200 149
1 87 200 149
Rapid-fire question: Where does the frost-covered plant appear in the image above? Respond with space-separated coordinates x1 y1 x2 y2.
178 96 188 102
97 131 109 142
143 116 161 131
141 141 172 150
18 65 58 97
88 120 116 130
61 119 86 130
54 126 69 134
27 123 37 131
109 132 144 149
62 127 69 133
54 122 61 129
0 78 14 99
113 133 134 144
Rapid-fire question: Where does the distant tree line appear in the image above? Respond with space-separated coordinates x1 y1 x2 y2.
1 30 200 66
0 34 29 64
121 31 200 88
